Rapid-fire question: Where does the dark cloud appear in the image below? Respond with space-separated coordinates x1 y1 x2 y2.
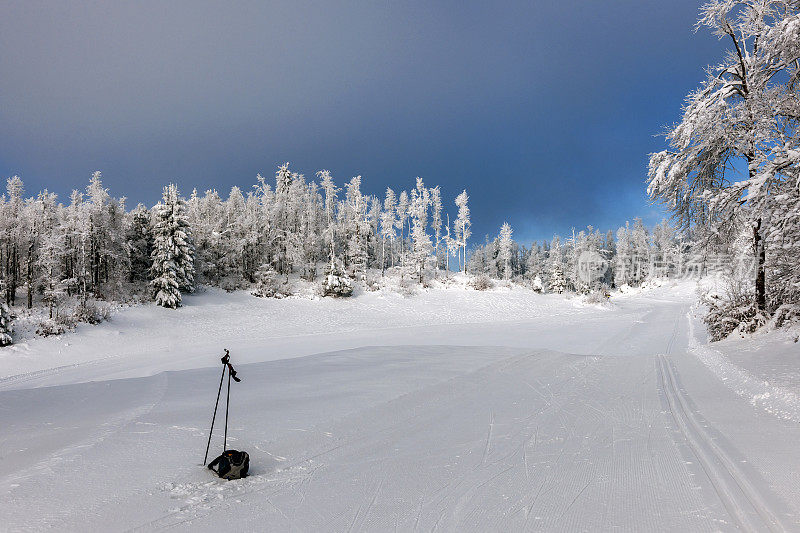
0 0 723 242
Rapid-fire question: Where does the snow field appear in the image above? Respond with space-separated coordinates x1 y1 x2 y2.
2 281 800 531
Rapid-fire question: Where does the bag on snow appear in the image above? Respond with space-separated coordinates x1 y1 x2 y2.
207 449 249 480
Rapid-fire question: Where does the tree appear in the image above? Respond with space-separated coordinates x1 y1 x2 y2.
271 163 295 276
429 186 443 274
318 170 340 264
344 176 368 279
454 190 471 273
409 178 433 282
613 223 633 287
63 189 91 303
1 176 25 306
150 184 195 308
85 172 128 294
498 222 514 280
548 236 567 294
0 301 11 346
648 0 800 313
127 204 154 283
36 192 66 317
396 191 410 260
525 243 544 281
251 263 281 298
380 188 397 275
630 218 651 285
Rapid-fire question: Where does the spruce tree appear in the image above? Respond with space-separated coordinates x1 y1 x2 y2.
150 184 195 309
127 204 154 283
0 302 12 346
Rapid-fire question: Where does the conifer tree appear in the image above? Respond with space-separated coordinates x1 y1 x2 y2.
0 302 12 346
454 190 471 273
126 204 153 283
150 184 195 308
498 222 514 280
548 237 567 294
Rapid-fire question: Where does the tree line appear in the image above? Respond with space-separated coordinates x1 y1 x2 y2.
0 166 477 316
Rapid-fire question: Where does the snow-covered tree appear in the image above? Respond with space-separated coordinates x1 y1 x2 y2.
648 0 800 313
1 176 25 306
321 258 353 297
344 176 368 280
409 178 433 282
150 184 195 308
318 170 340 263
498 222 514 280
85 172 128 295
36 192 66 317
0 302 11 346
251 263 281 298
380 188 397 274
525 243 544 281
429 186 443 273
548 237 567 294
454 190 471 273
396 190 410 259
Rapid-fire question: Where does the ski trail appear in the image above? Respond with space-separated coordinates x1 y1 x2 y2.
480 411 494 466
657 354 786 532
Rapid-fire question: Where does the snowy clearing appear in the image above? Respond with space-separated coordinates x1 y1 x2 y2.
2 282 800 532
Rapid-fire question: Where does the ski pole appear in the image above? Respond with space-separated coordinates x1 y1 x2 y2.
224 365 231 451
203 350 229 465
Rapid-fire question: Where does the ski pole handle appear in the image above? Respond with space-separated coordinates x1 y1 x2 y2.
221 349 241 382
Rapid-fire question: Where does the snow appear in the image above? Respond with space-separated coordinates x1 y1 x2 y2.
2 281 800 531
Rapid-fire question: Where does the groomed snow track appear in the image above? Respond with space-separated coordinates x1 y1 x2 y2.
657 354 787 532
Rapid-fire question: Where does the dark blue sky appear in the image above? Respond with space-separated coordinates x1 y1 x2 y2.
0 1 724 244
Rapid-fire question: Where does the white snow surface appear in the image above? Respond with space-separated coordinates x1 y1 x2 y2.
2 281 800 531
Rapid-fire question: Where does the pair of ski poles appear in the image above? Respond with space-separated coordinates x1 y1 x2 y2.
203 349 241 465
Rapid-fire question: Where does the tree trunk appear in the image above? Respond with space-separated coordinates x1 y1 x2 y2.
754 218 766 313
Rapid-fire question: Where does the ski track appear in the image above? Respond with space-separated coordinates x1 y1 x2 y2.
657 353 786 532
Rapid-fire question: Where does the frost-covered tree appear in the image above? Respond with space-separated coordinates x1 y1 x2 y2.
548 237 567 294
630 218 651 285
251 263 281 298
396 190 410 259
525 243 544 281
318 170 340 263
126 204 153 283
454 190 471 273
1 177 25 305
85 172 128 294
272 163 295 276
63 189 91 303
498 222 514 280
409 178 433 282
150 184 195 308
380 188 397 274
0 302 12 346
443 214 458 276
652 219 678 278
429 186 443 273
648 0 800 313
344 176 368 279
613 223 633 287
321 258 354 297
37 192 66 317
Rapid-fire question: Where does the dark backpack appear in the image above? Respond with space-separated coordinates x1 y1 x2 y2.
207 450 249 480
